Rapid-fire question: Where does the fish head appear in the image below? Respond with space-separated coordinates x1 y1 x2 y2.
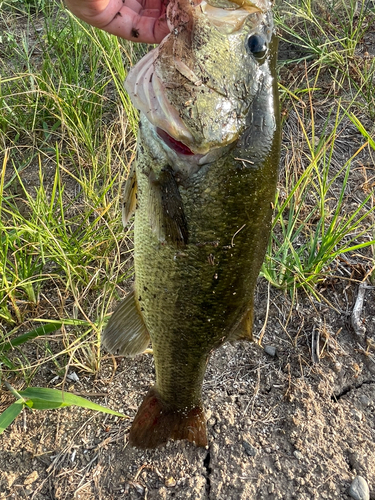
125 0 274 162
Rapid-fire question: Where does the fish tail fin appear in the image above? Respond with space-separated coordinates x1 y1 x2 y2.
129 387 208 449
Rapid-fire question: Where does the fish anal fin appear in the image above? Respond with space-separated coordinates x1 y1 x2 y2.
102 291 150 356
129 387 207 449
148 166 188 247
122 162 137 227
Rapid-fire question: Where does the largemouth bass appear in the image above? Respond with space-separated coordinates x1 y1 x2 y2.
103 0 280 449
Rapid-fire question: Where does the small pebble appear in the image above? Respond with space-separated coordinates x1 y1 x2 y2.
264 345 277 357
348 476 370 500
165 477 176 488
293 450 304 461
67 371 79 382
24 471 39 485
358 395 370 408
243 440 257 457
351 408 363 422
133 482 145 495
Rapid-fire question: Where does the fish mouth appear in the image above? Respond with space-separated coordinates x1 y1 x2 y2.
125 0 265 156
125 42 242 156
125 47 203 150
156 128 195 156
125 46 210 155
154 123 235 167
168 0 269 33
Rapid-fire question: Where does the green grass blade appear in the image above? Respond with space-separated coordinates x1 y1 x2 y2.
19 387 128 417
0 354 17 369
0 322 63 352
341 108 375 150
24 399 70 410
0 400 24 434
1 319 93 352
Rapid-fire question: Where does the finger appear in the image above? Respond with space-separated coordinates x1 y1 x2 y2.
66 0 170 43
104 5 170 43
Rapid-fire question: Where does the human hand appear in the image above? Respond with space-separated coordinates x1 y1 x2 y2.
64 0 170 44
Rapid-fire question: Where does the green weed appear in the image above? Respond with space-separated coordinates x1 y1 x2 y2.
0 1 140 386
0 382 128 435
276 0 373 64
261 85 375 295
275 0 375 123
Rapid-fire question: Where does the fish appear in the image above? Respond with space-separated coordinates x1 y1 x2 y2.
103 0 280 449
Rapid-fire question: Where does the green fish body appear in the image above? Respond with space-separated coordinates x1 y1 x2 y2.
103 0 280 448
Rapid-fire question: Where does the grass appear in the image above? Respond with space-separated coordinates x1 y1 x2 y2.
275 0 374 63
0 0 141 388
0 0 374 407
264 0 375 297
0 382 128 435
261 82 375 297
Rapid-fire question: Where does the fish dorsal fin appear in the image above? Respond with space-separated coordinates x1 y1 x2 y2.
102 291 150 356
122 162 137 227
148 166 188 247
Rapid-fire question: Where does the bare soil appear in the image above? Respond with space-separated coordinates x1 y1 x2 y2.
1 277 375 499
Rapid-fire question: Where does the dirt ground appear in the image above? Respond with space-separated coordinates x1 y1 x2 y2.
1 4 375 500
1 276 375 499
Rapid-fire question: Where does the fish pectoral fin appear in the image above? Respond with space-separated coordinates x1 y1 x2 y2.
148 166 188 247
122 162 137 227
102 291 150 356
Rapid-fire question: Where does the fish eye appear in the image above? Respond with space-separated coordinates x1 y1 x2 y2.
247 34 267 59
